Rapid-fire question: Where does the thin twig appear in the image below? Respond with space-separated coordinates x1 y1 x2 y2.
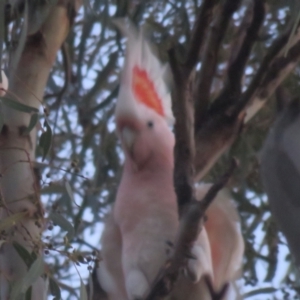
183 0 220 75
232 20 300 117
211 0 265 113
194 0 242 130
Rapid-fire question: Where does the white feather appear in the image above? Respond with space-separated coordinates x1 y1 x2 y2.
115 20 174 126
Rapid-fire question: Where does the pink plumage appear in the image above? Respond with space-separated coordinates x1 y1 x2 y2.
97 24 244 300
98 23 178 300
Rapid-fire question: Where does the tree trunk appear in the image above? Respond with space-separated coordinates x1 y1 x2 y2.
0 2 77 298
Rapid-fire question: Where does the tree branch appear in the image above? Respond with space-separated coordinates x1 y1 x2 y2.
232 20 300 119
211 0 265 113
241 35 300 122
169 48 195 212
183 0 220 75
194 0 242 130
144 160 237 300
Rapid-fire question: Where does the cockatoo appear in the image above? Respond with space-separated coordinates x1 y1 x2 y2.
97 25 244 300
261 99 300 266
170 184 244 300
97 24 179 300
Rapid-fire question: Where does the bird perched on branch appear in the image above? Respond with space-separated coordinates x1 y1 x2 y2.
97 23 179 300
170 184 244 300
96 24 244 300
261 98 300 266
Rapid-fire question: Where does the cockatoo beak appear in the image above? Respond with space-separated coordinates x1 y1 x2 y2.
117 117 141 159
120 126 137 154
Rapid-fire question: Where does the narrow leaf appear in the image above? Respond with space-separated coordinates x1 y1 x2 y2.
88 275 93 300
80 279 88 300
0 212 26 232
0 97 39 113
10 257 44 300
65 181 75 204
22 256 44 290
24 113 39 134
13 241 36 268
49 277 61 300
39 120 52 161
0 109 3 132
49 212 75 241
41 184 66 195
244 287 277 298
25 286 32 300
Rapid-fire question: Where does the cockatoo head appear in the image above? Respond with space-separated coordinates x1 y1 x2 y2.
115 24 175 169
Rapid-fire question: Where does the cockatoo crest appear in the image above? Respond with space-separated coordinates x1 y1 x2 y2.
115 21 174 126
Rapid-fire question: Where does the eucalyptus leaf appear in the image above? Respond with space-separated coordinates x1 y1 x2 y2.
65 181 75 204
80 279 88 300
0 109 4 132
49 277 61 300
49 212 75 241
0 97 39 113
13 241 37 269
39 120 52 161
22 256 44 292
23 113 39 134
10 256 44 300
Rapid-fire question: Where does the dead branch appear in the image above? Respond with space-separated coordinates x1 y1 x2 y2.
144 160 237 300
233 19 300 119
242 36 300 122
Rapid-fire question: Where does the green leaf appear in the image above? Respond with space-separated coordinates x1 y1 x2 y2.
25 286 32 300
10 256 44 300
13 241 37 269
49 277 61 300
22 256 44 290
0 109 4 132
0 97 39 113
80 279 88 300
41 184 65 195
49 212 75 241
23 113 39 134
0 212 26 232
39 120 52 161
244 287 277 298
65 181 75 204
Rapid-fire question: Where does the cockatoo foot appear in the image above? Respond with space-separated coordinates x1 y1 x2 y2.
185 245 211 283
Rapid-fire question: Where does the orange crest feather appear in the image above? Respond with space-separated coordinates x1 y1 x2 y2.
132 66 164 117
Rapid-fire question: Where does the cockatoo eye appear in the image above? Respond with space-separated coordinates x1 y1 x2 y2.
147 121 154 128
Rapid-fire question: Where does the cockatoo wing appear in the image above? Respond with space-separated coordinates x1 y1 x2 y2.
97 213 127 300
199 185 244 291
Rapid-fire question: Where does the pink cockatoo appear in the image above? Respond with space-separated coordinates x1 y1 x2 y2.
97 24 244 300
170 184 244 300
97 24 179 300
